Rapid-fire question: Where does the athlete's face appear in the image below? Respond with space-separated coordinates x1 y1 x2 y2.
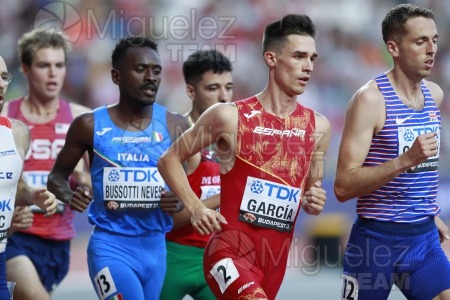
113 47 162 106
270 34 317 97
22 47 66 102
187 70 233 114
392 17 438 79
0 56 11 113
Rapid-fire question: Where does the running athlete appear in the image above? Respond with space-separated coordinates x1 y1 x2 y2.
0 55 57 299
1 29 90 300
334 4 450 300
158 14 331 299
160 49 233 300
47 37 189 300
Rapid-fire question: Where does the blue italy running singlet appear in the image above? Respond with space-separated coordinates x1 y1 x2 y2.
89 104 173 236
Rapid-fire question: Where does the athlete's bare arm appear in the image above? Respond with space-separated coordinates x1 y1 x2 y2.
424 81 449 243
302 112 331 215
334 81 439 202
158 111 191 214
47 113 94 211
158 102 236 234
165 114 221 227
171 195 220 229
69 102 92 189
424 80 444 107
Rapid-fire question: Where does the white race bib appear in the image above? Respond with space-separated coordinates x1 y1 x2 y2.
238 176 300 232
397 124 439 173
103 167 164 211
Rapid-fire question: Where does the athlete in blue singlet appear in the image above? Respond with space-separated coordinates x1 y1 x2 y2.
47 37 189 300
334 4 450 300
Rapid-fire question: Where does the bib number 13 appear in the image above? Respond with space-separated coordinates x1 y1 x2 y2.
94 267 117 300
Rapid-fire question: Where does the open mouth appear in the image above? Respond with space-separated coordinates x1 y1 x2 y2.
47 82 58 90
141 85 157 97
298 76 310 84
142 88 156 97
424 59 434 69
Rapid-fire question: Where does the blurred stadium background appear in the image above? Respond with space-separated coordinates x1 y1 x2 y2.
1 0 449 299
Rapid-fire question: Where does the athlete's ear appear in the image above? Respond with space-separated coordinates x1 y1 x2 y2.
386 41 399 58
111 69 120 85
264 51 276 67
21 63 30 76
186 84 195 101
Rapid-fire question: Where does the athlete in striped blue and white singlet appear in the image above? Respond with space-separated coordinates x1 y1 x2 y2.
335 4 450 300
47 37 189 300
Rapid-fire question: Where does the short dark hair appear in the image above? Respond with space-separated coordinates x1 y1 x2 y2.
262 14 316 54
18 29 72 67
182 50 232 85
111 36 158 69
381 4 434 43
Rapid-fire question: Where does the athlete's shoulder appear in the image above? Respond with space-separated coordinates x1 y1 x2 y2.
68 101 91 117
350 79 385 108
10 118 28 133
209 102 237 115
312 110 330 130
423 79 444 106
71 109 95 131
166 109 189 129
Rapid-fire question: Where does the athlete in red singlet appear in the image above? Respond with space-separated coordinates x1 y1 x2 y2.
159 14 331 299
161 50 233 300
0 29 90 300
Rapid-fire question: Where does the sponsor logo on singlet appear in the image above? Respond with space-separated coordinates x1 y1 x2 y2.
96 127 113 136
0 150 15 157
103 167 164 211
239 176 300 232
398 124 440 172
111 136 152 144
253 126 305 138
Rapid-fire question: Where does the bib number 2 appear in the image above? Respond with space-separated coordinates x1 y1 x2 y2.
210 258 240 294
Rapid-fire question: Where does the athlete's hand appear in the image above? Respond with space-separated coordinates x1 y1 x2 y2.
31 188 58 216
302 181 326 215
8 206 33 235
160 189 183 214
402 133 438 167
189 201 227 235
70 186 92 212
435 216 450 243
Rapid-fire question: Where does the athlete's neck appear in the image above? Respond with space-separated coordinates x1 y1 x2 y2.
22 95 60 117
386 71 424 110
187 111 200 125
255 88 297 118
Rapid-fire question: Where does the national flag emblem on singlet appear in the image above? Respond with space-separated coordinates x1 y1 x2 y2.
153 131 163 142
